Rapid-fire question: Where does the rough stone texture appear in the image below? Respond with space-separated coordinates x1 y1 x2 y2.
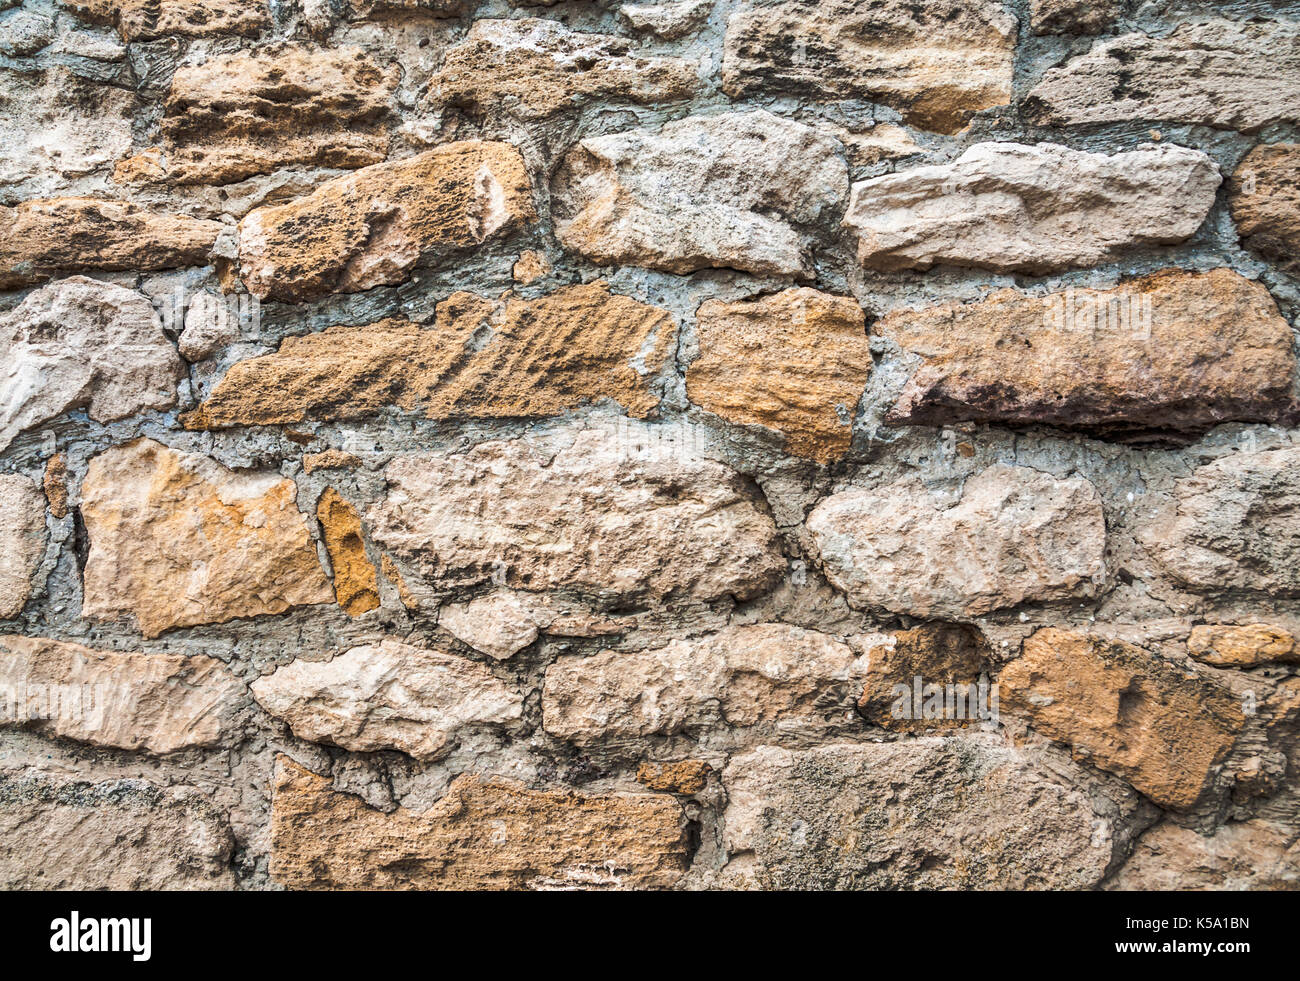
0 198 223 289
178 291 242 362
876 268 1296 433
620 0 712 40
845 142 1220 274
1030 0 1121 35
1107 821 1300 891
0 475 45 620
162 45 395 185
252 639 522 761
0 634 244 753
1027 20 1300 132
271 756 688 889
430 18 699 119
368 427 784 607
0 68 133 205
0 769 235 889
553 110 847 277
1230 144 1300 276
238 141 535 302
720 738 1143 890
1139 447 1300 596
316 488 380 617
808 466 1106 619
542 623 863 745
80 439 334 638
439 590 550 660
186 283 675 427
58 0 270 42
8 0 1300 894
0 276 186 452
1000 629 1246 810
721 0 1017 135
1187 624 1300 668
856 623 992 731
637 760 711 794
688 288 870 462
302 450 363 475
42 453 68 519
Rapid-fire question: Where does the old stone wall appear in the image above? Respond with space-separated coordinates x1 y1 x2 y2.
1 0 1299 890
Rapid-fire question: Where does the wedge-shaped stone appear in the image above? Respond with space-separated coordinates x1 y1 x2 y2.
162 45 394 185
808 466 1106 619
185 283 675 427
877 268 1295 432
856 623 993 731
719 737 1146 889
542 623 863 746
0 475 45 620
0 769 234 889
0 635 244 753
271 756 688 889
238 141 535 302
0 277 186 452
1027 20 1300 132
844 142 1219 274
430 18 698 119
252 639 522 761
316 488 380 617
1187 624 1300 668
687 288 870 463
368 427 784 607
1106 821 1300 891
1001 628 1247 809
721 0 1017 134
1231 144 1300 275
0 198 222 290
81 439 334 638
1139 446 1300 596
58 0 270 41
553 110 847 277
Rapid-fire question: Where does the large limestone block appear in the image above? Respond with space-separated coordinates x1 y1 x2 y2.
687 288 870 463
185 283 675 427
719 737 1145 889
238 141 535 302
721 0 1017 134
252 639 522 760
368 427 784 607
162 45 394 185
1000 629 1246 810
1106 821 1300 890
80 439 334 638
876 268 1295 432
1139 446 1300 595
0 197 222 289
808 466 1106 619
844 142 1220 274
430 18 699 119
1027 20 1300 133
1230 143 1300 275
0 769 235 889
542 623 863 745
553 110 847 277
0 276 186 452
0 634 244 753
271 757 689 889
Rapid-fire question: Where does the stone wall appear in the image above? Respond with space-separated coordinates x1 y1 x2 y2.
1 0 1299 890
